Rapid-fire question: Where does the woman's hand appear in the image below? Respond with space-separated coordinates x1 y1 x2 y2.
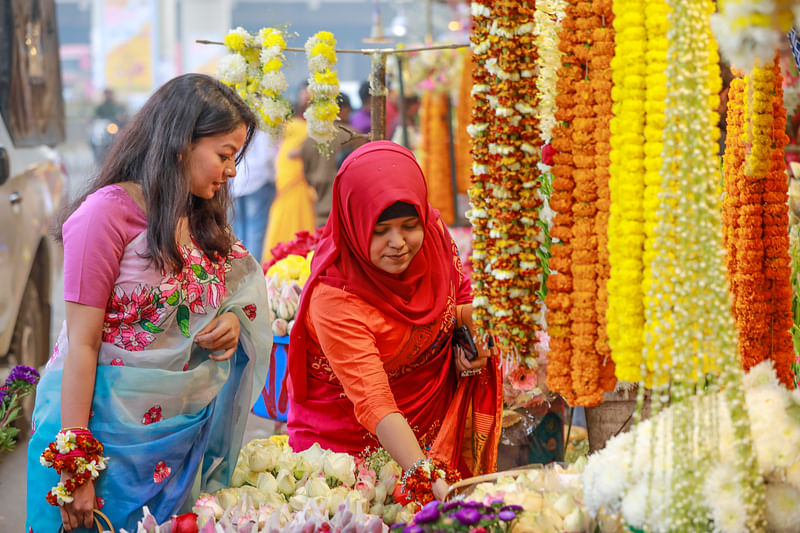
194 312 241 360
59 474 95 531
432 477 450 501
454 345 489 375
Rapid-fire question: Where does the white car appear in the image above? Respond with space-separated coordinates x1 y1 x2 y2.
0 0 68 424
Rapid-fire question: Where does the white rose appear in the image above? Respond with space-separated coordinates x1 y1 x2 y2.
379 461 402 482
216 487 243 509
264 491 286 510
369 502 384 517
276 470 296 496
373 483 387 505
230 466 247 488
305 476 332 499
276 449 297 474
323 452 356 487
288 493 309 512
553 493 576 518
326 486 351 514
248 444 281 473
344 491 369 514
256 472 278 493
381 503 401 525
296 443 326 475
563 507 591 532
193 494 224 520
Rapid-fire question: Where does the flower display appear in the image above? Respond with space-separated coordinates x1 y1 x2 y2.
582 360 800 533
303 31 341 152
710 0 794 73
265 252 313 336
218 27 293 135
722 58 795 387
392 498 521 532
544 0 616 407
466 0 548 399
419 91 455 225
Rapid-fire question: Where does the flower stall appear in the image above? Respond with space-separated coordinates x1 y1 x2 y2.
139 0 800 531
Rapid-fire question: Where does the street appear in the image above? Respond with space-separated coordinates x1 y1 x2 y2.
0 141 278 531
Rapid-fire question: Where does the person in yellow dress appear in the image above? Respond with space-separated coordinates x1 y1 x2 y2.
262 87 317 264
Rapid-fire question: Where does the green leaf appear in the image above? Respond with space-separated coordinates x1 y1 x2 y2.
177 305 191 338
166 290 180 306
140 320 164 334
191 264 209 280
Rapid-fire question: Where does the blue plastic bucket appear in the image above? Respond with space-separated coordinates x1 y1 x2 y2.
252 334 290 422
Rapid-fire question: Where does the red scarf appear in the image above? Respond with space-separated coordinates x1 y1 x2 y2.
288 141 455 402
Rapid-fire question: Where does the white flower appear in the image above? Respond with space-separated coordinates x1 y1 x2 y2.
742 360 779 391
260 71 288 94
275 470 296 496
193 494 225 520
56 431 76 453
323 452 356 487
217 54 247 85
296 443 326 475
305 475 332 499
765 482 800 533
256 471 278 493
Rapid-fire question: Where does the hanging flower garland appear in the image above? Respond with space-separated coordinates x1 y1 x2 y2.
468 0 548 405
545 0 616 407
710 0 793 73
645 0 764 529
218 26 293 135
606 0 647 383
419 92 455 225
724 58 795 388
303 31 341 153
466 0 493 339
641 0 669 383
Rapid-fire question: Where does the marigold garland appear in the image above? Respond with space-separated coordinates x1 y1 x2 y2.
303 31 341 153
420 92 455 225
468 0 546 396
545 0 616 407
723 57 795 388
218 27 292 135
606 1 647 384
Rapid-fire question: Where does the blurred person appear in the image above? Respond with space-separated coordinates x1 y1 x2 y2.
301 93 368 226
261 84 316 263
391 94 422 152
231 128 277 261
350 81 372 134
26 73 270 532
90 89 128 164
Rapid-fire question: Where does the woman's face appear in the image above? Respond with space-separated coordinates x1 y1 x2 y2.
369 216 424 274
185 124 247 199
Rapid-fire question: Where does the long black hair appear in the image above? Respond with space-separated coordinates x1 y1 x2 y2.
57 73 257 272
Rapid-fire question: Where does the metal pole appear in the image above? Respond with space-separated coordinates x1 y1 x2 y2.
396 55 409 148
370 52 387 141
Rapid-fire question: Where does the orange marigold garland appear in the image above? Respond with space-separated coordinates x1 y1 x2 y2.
724 57 795 387
545 0 616 407
420 92 455 225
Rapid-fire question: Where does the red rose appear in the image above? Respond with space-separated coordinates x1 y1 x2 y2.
542 143 555 166
170 512 199 533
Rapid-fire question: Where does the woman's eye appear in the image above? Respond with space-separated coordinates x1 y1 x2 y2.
220 154 230 161
373 229 388 235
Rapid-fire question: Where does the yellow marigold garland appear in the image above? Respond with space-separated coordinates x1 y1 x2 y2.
420 92 455 225
606 0 647 383
304 31 341 153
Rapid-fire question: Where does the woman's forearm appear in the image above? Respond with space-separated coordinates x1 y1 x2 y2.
374 412 426 470
60 345 99 429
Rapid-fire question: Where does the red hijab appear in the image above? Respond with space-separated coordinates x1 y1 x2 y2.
288 141 456 402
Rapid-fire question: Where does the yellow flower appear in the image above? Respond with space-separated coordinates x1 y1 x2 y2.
314 69 339 86
262 57 283 73
224 33 247 53
312 101 340 122
311 42 337 64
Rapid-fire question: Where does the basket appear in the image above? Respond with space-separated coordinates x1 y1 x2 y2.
444 463 577 502
252 334 290 422
57 510 114 533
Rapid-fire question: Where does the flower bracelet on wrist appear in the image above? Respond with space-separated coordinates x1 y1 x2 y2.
40 428 108 506
400 457 461 505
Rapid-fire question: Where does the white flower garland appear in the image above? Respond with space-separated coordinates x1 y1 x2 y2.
303 31 341 154
218 26 292 135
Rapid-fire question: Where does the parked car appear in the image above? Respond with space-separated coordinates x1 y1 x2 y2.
0 0 68 425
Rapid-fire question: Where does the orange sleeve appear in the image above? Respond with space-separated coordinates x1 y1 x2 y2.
307 284 401 433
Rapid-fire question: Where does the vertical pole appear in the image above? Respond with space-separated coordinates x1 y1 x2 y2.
445 95 460 225
396 54 409 148
370 52 388 141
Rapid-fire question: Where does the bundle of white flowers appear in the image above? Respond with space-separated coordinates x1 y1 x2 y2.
465 461 622 533
582 360 800 533
212 439 416 528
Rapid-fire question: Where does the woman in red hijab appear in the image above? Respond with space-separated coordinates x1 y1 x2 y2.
287 141 502 500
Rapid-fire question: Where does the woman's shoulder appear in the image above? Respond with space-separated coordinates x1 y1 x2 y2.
65 184 146 232
308 283 379 317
